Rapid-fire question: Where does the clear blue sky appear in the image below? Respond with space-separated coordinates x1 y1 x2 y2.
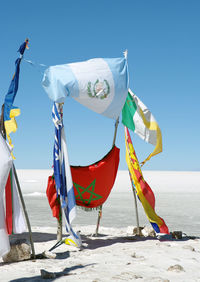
0 0 199 171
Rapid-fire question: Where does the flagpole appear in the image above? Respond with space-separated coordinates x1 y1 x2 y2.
95 117 119 236
56 103 63 242
125 127 140 236
57 199 62 242
13 166 36 258
128 171 140 235
0 105 6 139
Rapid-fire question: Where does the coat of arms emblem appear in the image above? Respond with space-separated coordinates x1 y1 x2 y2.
87 79 110 99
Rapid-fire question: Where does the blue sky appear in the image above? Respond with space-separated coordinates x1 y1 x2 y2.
0 0 199 171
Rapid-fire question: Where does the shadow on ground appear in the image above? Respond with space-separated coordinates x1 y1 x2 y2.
10 264 95 282
10 232 56 242
80 233 198 250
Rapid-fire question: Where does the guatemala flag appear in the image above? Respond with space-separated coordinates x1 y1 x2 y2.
43 57 129 120
52 103 81 247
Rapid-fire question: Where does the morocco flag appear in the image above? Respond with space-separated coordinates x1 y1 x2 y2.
71 146 120 209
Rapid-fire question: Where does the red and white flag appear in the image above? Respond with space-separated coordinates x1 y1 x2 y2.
0 134 12 257
5 166 26 235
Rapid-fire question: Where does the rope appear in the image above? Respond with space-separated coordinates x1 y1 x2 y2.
23 58 48 76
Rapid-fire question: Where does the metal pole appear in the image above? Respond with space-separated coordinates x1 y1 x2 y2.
95 117 119 236
128 171 140 235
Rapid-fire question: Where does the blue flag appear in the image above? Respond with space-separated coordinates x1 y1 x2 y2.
43 56 129 120
52 103 81 247
3 39 29 149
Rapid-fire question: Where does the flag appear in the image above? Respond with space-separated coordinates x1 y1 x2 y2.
5 166 26 235
42 57 129 120
71 146 120 209
3 39 29 150
125 127 169 234
52 103 81 247
46 175 61 221
0 134 12 257
122 89 162 165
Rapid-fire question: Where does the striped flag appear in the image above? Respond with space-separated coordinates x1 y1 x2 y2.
0 133 12 257
125 127 169 234
122 89 162 165
43 57 129 120
5 166 26 235
52 103 81 247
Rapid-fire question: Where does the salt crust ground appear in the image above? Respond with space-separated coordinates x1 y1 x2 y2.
1 225 200 282
17 170 200 194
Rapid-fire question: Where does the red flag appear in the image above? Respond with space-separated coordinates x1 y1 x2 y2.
5 172 13 234
71 146 120 209
46 176 61 221
5 168 26 235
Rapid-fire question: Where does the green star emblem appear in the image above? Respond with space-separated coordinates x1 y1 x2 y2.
73 179 102 206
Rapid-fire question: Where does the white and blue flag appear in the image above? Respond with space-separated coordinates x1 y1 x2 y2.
43 57 129 120
52 103 81 247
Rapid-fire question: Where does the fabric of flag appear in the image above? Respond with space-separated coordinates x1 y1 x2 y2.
5 166 26 235
71 146 120 209
42 57 129 120
122 89 162 165
0 134 12 192
46 175 61 221
52 103 81 247
3 40 29 150
0 134 12 257
125 127 169 234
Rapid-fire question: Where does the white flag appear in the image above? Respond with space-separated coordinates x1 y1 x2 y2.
11 166 26 234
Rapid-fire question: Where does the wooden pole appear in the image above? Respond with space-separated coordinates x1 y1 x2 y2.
0 106 36 259
112 117 120 148
95 117 119 236
0 105 6 139
56 103 63 242
57 204 62 241
13 166 36 258
128 171 140 235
